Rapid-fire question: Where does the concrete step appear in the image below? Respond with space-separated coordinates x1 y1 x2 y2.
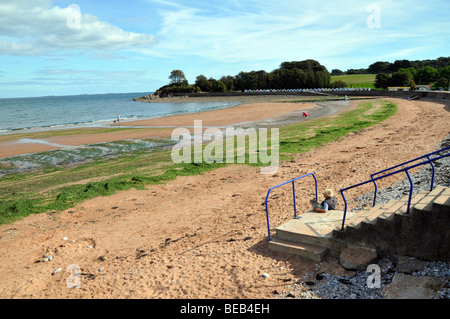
346 189 434 230
433 186 450 211
346 203 389 228
275 210 347 246
413 185 447 213
268 237 328 262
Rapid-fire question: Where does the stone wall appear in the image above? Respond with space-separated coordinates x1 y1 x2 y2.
170 90 450 100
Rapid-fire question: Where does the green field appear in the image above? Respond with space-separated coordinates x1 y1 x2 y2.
331 74 376 89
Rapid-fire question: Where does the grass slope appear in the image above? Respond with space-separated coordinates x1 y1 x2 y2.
331 74 376 89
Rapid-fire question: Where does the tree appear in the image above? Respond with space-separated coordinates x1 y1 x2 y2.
390 59 412 72
332 80 347 88
279 59 330 88
212 80 226 92
220 75 235 91
440 66 450 79
374 73 391 89
434 77 449 89
331 69 344 76
169 70 187 85
415 66 439 84
368 61 391 74
390 71 413 87
195 75 212 92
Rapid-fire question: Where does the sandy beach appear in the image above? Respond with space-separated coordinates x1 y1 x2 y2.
0 100 321 159
0 97 449 299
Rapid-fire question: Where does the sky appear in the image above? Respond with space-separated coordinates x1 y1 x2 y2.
0 0 449 98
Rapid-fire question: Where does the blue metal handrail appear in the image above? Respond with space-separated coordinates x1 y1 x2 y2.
265 173 318 241
340 151 450 230
371 146 450 206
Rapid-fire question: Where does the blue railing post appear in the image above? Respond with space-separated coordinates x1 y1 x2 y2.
340 189 348 230
404 169 413 214
371 175 378 207
312 173 318 202
292 181 298 219
426 155 435 191
265 172 318 241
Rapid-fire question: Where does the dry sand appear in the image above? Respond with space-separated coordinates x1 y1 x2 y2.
0 97 449 299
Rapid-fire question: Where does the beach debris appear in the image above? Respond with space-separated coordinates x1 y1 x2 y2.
136 249 148 260
62 237 68 241
52 268 62 275
82 272 96 280
262 273 270 278
272 289 281 295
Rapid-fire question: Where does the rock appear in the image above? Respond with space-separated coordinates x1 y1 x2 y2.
262 273 270 278
396 255 427 274
382 273 442 299
339 247 378 271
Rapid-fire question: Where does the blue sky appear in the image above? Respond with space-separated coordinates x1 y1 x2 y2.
0 0 449 98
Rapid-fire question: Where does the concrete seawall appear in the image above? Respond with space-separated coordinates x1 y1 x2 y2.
169 90 450 100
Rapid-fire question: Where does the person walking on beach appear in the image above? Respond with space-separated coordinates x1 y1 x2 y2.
302 111 309 121
311 189 337 213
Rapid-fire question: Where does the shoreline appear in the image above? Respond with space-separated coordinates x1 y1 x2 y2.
0 99 351 159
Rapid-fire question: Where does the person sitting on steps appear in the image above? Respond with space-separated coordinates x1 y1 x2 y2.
310 189 337 213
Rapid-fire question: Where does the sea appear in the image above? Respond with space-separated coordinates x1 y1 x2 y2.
0 92 240 133
0 92 240 176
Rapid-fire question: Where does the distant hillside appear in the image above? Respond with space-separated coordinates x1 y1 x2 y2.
331 74 376 89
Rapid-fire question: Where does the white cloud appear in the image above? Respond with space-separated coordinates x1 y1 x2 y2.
140 0 449 69
143 1 379 64
0 1 155 56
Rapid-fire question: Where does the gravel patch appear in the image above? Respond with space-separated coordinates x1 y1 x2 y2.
351 134 450 211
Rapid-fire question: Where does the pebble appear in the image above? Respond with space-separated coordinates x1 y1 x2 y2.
52 268 62 276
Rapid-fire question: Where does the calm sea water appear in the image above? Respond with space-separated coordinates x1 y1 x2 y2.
0 92 240 133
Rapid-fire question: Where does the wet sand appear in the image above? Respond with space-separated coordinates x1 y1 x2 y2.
0 101 335 158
